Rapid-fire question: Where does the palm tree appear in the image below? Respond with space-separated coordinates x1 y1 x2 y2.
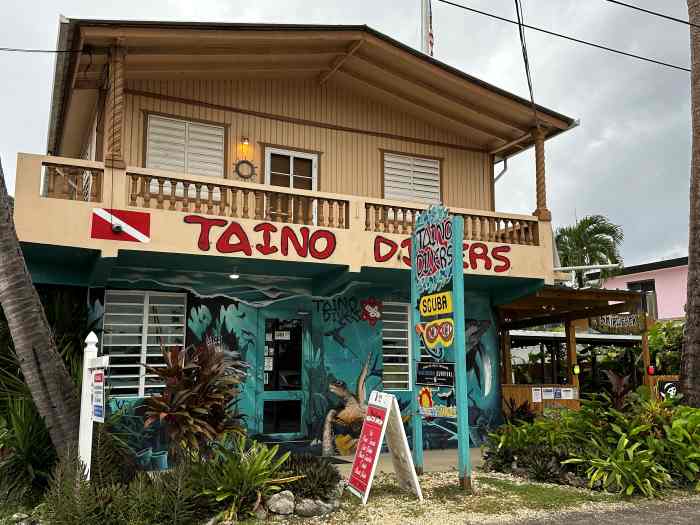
682 0 700 407
0 158 80 453
555 214 624 288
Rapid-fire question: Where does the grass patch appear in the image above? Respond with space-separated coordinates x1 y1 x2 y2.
478 475 621 511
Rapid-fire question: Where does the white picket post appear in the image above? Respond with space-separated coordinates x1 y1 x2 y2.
78 331 99 479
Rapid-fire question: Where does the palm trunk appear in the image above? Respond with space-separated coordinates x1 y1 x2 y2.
0 159 80 452
682 0 700 407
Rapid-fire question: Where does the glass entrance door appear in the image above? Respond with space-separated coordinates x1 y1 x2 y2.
260 316 306 439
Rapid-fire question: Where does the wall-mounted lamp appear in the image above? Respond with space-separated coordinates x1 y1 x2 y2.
572 364 581 376
241 137 250 146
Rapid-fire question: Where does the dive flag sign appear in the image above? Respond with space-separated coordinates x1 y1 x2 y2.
91 208 151 243
347 391 423 504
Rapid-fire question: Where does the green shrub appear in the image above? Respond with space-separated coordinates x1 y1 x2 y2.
90 423 139 488
44 449 207 525
283 453 342 500
484 387 700 497
0 398 57 502
193 435 298 520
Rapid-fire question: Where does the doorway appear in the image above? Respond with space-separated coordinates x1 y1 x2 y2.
259 315 307 439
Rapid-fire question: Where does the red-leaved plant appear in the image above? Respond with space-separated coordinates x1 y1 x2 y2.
144 344 247 455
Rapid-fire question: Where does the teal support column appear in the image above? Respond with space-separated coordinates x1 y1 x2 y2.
410 229 424 475
451 216 472 491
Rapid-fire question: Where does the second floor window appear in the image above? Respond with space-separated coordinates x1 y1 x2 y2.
264 147 318 222
146 114 225 178
383 152 441 204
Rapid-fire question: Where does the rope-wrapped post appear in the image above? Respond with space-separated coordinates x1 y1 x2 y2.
532 127 551 221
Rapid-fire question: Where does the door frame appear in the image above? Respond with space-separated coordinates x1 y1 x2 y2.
256 308 311 441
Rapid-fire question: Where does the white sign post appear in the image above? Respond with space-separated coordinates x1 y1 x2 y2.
347 391 423 504
78 332 109 479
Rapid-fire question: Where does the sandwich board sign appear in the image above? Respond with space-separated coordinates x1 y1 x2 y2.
410 205 472 489
347 391 423 504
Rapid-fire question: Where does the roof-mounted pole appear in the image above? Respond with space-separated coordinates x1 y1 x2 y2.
421 0 434 56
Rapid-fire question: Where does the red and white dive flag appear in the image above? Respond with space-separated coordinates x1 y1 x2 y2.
91 208 151 243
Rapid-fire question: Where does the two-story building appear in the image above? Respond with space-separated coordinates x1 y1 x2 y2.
12 18 635 455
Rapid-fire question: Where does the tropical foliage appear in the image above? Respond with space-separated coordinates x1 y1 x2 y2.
555 214 623 287
282 453 342 500
192 435 298 520
144 344 247 455
649 321 683 375
484 387 700 497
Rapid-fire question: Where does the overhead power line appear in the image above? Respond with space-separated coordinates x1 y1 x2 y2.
604 0 699 29
436 0 690 73
513 0 539 126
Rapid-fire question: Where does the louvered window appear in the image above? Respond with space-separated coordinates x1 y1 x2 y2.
102 290 187 398
383 152 441 204
381 302 411 390
146 115 225 178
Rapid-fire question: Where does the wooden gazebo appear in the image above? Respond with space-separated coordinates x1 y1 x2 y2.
497 286 647 411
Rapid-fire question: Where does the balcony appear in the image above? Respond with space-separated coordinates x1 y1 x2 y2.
14 154 556 281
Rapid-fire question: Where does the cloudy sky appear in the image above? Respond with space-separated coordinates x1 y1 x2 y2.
0 0 692 265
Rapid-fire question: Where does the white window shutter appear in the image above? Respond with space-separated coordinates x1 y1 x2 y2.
146 115 187 173
146 115 225 178
383 152 440 205
186 122 225 178
381 302 412 390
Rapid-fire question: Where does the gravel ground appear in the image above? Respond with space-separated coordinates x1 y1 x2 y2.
270 470 700 525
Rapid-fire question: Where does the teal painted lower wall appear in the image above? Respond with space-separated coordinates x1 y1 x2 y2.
94 269 540 457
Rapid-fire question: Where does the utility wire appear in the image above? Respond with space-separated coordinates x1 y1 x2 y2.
604 0 699 29
436 0 690 72
514 0 539 127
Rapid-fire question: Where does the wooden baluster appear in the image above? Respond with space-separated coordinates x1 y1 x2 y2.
169 180 177 210
129 174 139 206
288 195 294 224
365 204 371 231
382 207 389 233
206 184 214 214
488 218 495 241
472 217 480 240
307 198 314 225
503 220 511 243
254 191 263 220
512 221 520 244
182 182 190 212
264 191 272 221
230 188 238 217
156 178 165 209
526 222 534 245
329 201 336 228
242 189 250 219
295 196 302 224
274 193 282 222
193 183 202 213
219 187 227 216
140 177 150 208
317 199 325 226
374 205 381 233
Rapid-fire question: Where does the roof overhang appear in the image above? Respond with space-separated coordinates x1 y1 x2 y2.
48 19 576 161
498 286 644 330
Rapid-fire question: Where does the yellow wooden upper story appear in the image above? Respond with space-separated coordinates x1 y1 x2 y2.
14 20 575 283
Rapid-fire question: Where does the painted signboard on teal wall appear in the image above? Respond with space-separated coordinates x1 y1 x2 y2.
409 204 471 486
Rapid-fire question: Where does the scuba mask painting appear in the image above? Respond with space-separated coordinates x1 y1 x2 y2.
415 318 454 358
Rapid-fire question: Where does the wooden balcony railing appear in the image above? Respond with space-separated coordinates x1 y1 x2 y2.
41 162 103 202
126 170 350 229
364 201 539 246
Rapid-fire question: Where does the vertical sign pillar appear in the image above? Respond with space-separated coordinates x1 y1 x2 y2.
410 205 470 491
78 332 99 479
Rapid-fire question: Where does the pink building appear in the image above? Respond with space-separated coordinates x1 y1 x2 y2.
600 257 687 321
